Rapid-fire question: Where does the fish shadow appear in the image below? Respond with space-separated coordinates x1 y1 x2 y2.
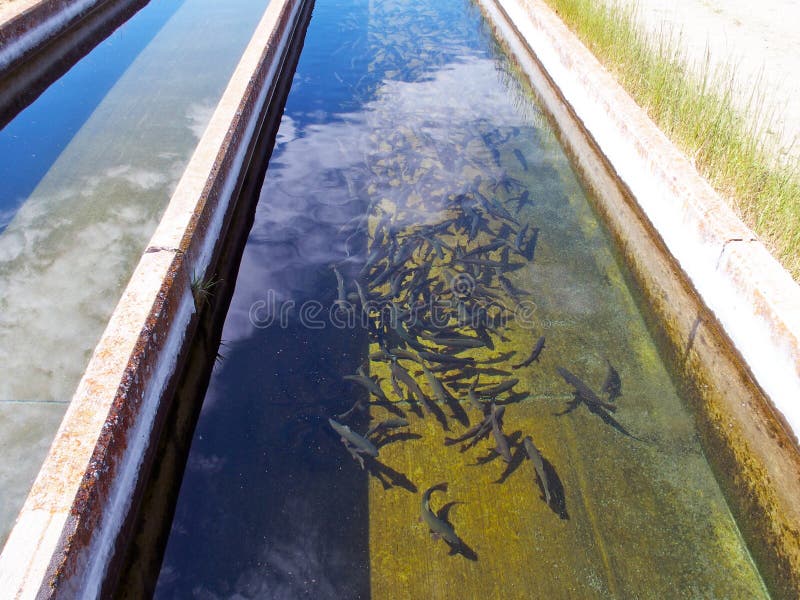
494 438 527 483
375 432 422 449
426 398 451 432
586 403 645 443
373 400 408 419
476 367 513 378
404 396 425 419
364 457 417 493
556 399 644 444
471 431 522 467
541 457 568 520
436 502 478 562
444 393 470 428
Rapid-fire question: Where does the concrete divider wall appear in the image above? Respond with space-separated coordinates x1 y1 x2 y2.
0 0 150 127
0 0 113 71
476 0 800 596
0 0 307 597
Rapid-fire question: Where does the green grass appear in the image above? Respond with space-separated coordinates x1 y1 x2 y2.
190 271 220 309
542 0 800 280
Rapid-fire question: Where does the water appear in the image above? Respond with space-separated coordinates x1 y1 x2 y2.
153 0 769 597
0 0 270 545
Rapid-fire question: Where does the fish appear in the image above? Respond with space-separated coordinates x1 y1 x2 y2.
513 148 528 171
430 336 485 349
515 223 529 252
461 239 507 259
514 190 533 212
420 483 462 545
361 243 388 276
478 378 519 398
601 360 622 401
332 264 346 303
422 363 450 405
392 320 426 350
389 267 413 298
455 257 507 269
329 418 379 469
421 235 451 260
388 347 422 362
490 403 512 462
523 436 551 505
355 280 372 314
445 405 503 446
498 274 530 299
390 359 431 411
460 406 504 451
512 336 545 369
467 377 484 412
444 418 489 446
556 367 642 441
523 227 539 261
418 350 475 366
467 208 481 240
343 373 389 403
555 368 615 411
335 397 367 420
366 417 410 437
389 368 404 399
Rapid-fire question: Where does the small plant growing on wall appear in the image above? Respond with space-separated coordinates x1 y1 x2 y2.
190 271 220 310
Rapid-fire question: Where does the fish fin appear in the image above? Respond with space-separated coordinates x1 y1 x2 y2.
430 532 441 541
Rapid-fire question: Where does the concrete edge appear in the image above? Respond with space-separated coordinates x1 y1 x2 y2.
477 0 800 594
493 0 800 434
0 0 305 597
0 0 149 129
0 0 114 72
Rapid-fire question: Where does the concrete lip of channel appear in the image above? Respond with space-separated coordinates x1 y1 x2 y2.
0 0 308 597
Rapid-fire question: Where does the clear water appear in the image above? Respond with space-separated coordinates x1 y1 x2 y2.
153 0 769 597
0 0 269 545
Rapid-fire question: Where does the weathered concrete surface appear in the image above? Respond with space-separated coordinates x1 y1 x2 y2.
0 0 113 72
478 0 800 596
0 0 149 127
0 0 274 557
0 0 306 597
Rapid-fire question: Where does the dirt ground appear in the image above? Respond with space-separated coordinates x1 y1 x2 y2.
614 0 800 159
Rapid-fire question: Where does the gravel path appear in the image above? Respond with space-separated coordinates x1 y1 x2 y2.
614 0 800 159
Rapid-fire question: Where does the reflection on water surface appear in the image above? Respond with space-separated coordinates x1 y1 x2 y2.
154 0 769 598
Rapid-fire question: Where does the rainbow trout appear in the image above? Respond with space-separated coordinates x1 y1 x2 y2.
420 482 462 545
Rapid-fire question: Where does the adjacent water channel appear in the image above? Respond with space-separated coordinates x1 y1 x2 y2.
0 0 272 544
150 0 770 598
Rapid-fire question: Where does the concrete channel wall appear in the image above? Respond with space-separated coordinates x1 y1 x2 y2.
0 0 149 126
0 0 797 597
0 0 308 596
476 0 800 596
0 0 122 71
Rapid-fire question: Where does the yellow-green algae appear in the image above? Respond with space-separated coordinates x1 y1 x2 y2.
361 141 767 598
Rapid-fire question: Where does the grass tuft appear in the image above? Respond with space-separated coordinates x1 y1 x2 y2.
542 0 800 280
190 272 220 309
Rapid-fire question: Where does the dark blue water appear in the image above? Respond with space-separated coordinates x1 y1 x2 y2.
153 0 768 597
0 0 185 230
